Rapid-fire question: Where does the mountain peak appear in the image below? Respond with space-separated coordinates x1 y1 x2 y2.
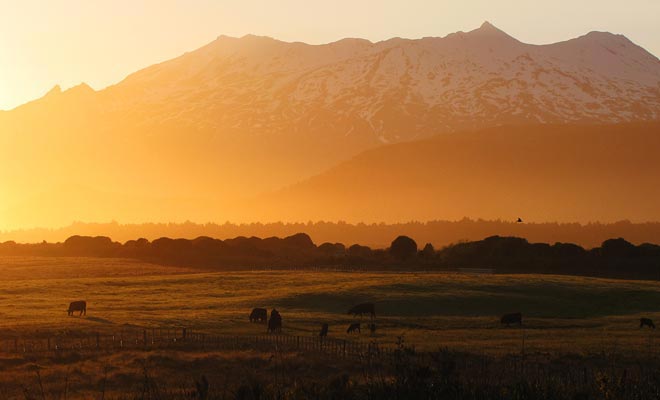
65 82 94 95
565 30 659 62
465 21 517 41
480 21 497 30
44 85 62 98
580 30 625 42
211 34 281 46
475 21 504 34
578 30 640 48
240 34 278 42
32 83 93 107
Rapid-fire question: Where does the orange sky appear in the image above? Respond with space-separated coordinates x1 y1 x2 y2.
1 0 659 110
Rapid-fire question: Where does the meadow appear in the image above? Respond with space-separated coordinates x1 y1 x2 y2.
1 256 660 355
3 256 660 398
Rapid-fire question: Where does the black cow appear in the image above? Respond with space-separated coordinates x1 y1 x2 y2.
268 309 282 333
250 308 268 323
348 303 376 319
319 323 329 337
68 301 87 316
641 318 656 329
347 323 360 334
500 312 522 327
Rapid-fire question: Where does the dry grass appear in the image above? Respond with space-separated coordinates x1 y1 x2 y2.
3 256 660 398
0 348 358 399
1 256 660 356
0 256 195 281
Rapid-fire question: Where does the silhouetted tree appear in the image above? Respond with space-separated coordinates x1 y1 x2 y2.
390 236 417 260
601 238 638 258
347 244 373 259
318 242 346 257
420 243 435 258
63 235 119 256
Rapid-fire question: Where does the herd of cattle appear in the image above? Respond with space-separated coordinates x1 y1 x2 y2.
249 302 378 335
67 300 657 333
249 306 658 335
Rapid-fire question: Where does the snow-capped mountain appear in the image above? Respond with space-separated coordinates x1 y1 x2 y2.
5 21 659 153
100 21 660 143
1 22 659 227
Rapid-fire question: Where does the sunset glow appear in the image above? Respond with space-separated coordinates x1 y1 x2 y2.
2 2 660 397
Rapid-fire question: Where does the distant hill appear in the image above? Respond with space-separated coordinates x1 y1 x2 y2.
254 122 660 223
1 23 659 228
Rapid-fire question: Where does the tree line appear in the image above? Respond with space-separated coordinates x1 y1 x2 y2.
1 233 659 280
4 219 660 249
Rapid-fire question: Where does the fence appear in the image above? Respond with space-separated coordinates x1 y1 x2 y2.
0 327 394 360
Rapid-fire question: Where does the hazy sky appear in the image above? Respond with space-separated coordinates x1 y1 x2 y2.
1 0 659 110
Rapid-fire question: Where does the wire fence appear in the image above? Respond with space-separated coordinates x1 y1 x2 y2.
0 327 395 360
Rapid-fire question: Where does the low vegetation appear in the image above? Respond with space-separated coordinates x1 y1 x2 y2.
5 338 660 399
2 233 660 280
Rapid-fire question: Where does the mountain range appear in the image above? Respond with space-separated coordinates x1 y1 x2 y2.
1 22 659 228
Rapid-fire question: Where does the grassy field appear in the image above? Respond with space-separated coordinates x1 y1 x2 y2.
1 256 660 355
3 256 660 398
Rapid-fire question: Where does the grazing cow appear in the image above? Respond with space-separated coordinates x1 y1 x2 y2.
500 312 522 327
319 323 328 337
67 301 87 316
369 323 376 335
348 303 376 319
641 318 656 329
347 323 361 334
250 308 268 323
268 309 282 333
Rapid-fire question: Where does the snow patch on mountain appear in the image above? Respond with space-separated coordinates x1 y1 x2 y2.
34 23 660 143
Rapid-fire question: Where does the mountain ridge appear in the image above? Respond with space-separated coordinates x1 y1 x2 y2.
0 23 659 228
250 122 660 223
17 22 659 111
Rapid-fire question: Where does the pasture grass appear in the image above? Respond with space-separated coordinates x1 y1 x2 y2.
0 256 659 356
3 257 660 398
